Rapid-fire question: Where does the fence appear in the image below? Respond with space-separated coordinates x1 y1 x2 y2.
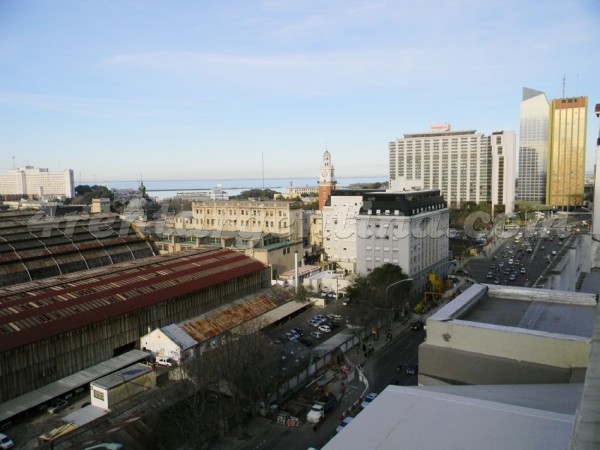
271 317 388 404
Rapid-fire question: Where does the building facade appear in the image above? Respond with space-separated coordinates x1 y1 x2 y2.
0 166 74 199
516 88 550 204
356 190 449 296
491 131 516 214
190 200 303 242
322 188 449 289
322 190 371 272
318 150 337 209
388 125 514 209
547 96 588 208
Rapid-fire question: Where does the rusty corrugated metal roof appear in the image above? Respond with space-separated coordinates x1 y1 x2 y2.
177 284 293 342
0 248 268 352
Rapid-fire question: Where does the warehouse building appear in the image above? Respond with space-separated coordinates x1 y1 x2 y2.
0 248 270 402
0 209 157 287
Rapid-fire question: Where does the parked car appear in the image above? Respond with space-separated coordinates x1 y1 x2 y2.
308 318 321 327
311 331 323 340
328 320 341 329
292 327 305 336
47 398 69 414
405 364 418 375
410 320 425 331
318 324 332 333
156 357 173 367
299 337 313 347
342 297 353 306
336 417 353 433
0 433 14 450
361 392 378 408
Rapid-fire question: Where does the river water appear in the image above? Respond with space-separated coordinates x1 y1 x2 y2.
82 176 387 199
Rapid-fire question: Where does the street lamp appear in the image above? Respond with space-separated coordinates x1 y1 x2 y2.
385 278 413 321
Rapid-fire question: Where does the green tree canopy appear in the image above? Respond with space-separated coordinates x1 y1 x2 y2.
74 185 114 204
232 189 280 200
345 263 411 324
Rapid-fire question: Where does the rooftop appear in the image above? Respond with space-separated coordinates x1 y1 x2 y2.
0 209 156 287
0 248 267 352
91 363 152 390
177 284 293 343
324 384 579 450
430 284 597 339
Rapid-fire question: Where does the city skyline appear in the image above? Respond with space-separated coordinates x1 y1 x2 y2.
1 0 599 181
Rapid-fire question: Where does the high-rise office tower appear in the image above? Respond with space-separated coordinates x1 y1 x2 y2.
517 88 549 204
388 124 515 212
547 96 587 208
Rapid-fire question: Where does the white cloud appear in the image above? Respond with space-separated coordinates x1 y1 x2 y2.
0 91 169 117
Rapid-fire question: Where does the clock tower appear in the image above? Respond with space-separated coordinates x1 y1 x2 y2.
318 149 337 209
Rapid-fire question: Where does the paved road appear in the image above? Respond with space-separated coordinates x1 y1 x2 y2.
463 224 581 287
365 327 424 392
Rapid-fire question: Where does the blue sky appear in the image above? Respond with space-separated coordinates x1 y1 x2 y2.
1 0 599 182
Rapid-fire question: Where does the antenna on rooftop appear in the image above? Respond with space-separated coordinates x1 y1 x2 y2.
562 74 566 98
12 156 15 169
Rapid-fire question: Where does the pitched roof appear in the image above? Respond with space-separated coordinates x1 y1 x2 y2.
0 248 267 352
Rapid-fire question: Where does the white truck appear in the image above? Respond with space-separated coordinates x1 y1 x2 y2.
306 395 337 424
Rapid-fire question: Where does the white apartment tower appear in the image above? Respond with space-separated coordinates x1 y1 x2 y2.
322 190 368 273
0 166 75 199
389 124 515 210
491 131 516 214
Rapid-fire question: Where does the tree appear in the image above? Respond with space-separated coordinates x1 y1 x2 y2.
75 185 93 196
345 264 411 325
232 189 280 200
74 184 114 205
160 327 284 447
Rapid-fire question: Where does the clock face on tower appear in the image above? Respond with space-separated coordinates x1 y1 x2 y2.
321 170 328 178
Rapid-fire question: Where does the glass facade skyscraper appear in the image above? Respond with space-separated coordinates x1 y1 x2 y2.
517 88 549 204
547 96 587 208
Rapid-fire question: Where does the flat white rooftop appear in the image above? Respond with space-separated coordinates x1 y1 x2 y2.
324 384 579 450
431 284 597 338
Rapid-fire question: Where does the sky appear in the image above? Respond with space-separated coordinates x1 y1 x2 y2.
1 0 599 182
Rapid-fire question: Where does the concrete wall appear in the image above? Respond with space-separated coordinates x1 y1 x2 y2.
419 344 578 386
425 319 591 370
539 234 591 291
141 329 183 362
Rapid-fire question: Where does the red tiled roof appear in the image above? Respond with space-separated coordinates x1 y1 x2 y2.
0 248 268 352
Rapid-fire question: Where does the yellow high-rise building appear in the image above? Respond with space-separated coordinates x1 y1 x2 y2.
547 96 587 208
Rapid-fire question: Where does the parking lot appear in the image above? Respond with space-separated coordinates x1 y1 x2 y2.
266 293 349 352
